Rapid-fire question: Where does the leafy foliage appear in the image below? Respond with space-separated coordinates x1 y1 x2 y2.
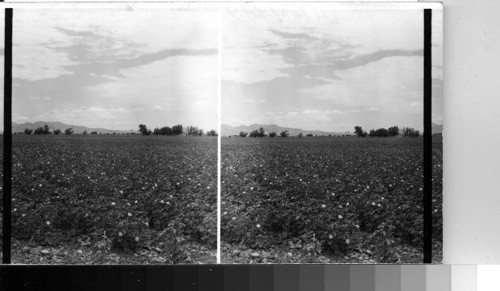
138 124 152 136
186 126 204 136
172 125 183 135
401 127 420 138
34 124 51 135
369 128 389 137
249 127 266 138
11 135 217 264
388 126 399 137
221 137 443 263
64 128 73 135
354 126 367 137
239 131 248 138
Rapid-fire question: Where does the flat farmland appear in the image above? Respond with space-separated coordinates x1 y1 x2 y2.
11 135 217 264
221 136 443 263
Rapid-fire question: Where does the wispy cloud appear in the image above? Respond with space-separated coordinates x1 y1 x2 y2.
12 8 219 130
221 7 442 131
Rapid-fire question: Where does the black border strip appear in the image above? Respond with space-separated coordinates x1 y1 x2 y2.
423 8 433 264
2 8 13 264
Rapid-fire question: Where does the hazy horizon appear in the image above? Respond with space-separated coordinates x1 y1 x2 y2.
9 8 218 132
222 8 443 133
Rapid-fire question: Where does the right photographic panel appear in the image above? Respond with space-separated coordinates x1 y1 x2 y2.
221 4 443 263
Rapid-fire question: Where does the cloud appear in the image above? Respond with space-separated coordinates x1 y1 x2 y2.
326 109 346 115
110 107 129 113
13 9 218 81
304 56 424 113
222 8 424 85
12 8 219 130
28 96 51 100
223 48 292 83
220 7 439 133
13 114 29 123
368 107 379 112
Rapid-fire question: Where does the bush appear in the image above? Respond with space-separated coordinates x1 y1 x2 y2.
34 125 51 135
401 127 420 138
206 130 218 137
269 132 277 137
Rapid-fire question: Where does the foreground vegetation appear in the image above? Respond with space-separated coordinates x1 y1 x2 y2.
222 136 443 263
10 135 217 264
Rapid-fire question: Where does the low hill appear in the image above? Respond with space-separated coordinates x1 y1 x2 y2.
13 121 135 134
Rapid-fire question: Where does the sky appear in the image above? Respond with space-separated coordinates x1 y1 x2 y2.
10 8 218 131
222 8 443 132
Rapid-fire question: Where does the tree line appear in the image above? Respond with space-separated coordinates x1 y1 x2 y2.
354 126 420 138
24 125 77 135
138 124 217 137
239 127 289 138
21 123 217 137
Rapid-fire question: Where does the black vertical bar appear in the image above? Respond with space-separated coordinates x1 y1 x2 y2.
423 9 433 264
3 8 13 264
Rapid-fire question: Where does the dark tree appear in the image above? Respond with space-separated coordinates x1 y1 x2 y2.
375 128 388 137
186 126 204 136
138 124 152 136
172 124 183 135
206 130 218 136
354 126 367 137
298 132 303 138
239 131 248 137
64 128 73 135
280 131 289 137
249 128 266 137
24 128 33 135
82 130 88 135
249 130 259 138
388 126 399 137
53 129 61 135
401 127 420 138
34 124 51 135
269 132 277 137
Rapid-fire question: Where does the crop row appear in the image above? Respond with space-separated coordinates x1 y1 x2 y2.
221 137 443 263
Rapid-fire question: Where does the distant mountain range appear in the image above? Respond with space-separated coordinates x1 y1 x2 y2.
222 124 355 137
12 121 135 134
222 123 443 137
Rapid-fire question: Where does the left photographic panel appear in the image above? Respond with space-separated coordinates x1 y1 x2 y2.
11 6 218 264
